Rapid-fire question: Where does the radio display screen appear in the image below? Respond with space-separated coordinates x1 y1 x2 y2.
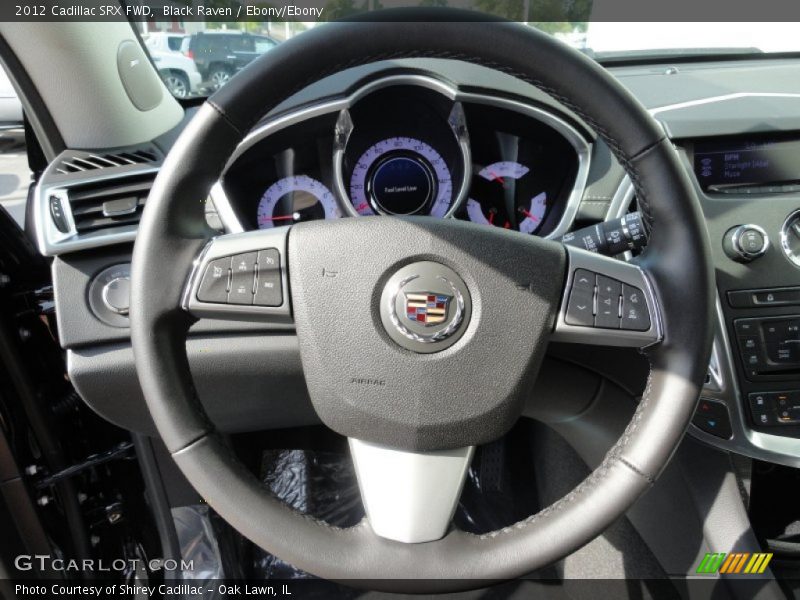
693 136 800 192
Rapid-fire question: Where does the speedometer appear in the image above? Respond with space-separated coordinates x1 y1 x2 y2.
348 137 453 217
256 175 340 229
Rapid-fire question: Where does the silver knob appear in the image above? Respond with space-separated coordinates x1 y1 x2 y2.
725 224 769 263
101 276 130 315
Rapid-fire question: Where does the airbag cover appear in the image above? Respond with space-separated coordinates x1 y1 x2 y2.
288 217 565 450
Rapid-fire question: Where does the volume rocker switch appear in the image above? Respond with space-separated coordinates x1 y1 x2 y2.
595 275 622 329
566 269 595 327
228 252 257 305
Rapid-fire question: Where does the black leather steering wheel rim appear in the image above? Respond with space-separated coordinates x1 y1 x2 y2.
130 13 714 591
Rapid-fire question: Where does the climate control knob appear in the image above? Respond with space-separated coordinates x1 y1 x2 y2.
724 224 769 263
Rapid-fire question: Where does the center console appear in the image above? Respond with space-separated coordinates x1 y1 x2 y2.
614 131 800 466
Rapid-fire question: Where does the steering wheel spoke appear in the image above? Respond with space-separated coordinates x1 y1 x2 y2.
550 246 661 348
349 438 473 544
182 228 293 323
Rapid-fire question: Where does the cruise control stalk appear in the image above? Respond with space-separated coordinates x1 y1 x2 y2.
561 212 648 256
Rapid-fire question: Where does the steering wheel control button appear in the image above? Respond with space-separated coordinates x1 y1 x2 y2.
565 269 594 326
566 270 650 331
88 263 132 327
101 277 131 315
723 224 769 262
620 284 650 331
197 257 231 304
380 261 471 353
692 399 732 439
595 275 622 329
229 252 257 305
254 249 282 307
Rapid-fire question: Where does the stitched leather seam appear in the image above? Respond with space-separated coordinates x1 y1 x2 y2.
207 99 244 136
618 456 655 485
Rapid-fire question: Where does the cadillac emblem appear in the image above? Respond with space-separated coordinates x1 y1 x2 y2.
380 262 471 353
404 292 452 326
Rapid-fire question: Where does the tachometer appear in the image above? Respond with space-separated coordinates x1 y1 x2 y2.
256 175 340 229
466 160 548 234
349 137 453 217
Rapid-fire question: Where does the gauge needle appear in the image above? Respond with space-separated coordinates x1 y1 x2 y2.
489 171 505 185
488 209 495 225
519 207 539 222
356 202 369 212
262 212 301 222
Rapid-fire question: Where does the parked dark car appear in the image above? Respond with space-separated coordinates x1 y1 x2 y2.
181 31 279 90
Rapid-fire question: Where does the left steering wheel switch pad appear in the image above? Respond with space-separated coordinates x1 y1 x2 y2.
183 227 292 323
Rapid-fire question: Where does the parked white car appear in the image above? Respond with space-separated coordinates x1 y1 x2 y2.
148 48 202 98
142 31 186 54
0 64 22 127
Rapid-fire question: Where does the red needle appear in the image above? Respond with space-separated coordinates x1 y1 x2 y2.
489 171 505 185
357 202 369 212
260 214 295 222
503 221 511 229
488 210 495 225
519 207 540 222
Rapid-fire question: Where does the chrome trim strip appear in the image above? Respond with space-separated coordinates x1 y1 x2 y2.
34 163 160 257
606 175 635 221
212 73 591 240
779 209 800 269
210 182 244 234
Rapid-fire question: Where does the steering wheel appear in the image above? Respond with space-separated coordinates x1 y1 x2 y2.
130 14 713 592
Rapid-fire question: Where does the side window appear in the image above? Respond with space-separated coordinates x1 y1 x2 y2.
167 37 183 52
255 37 276 53
230 36 254 53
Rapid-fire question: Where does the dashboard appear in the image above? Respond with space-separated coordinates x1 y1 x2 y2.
30 56 800 470
214 76 588 239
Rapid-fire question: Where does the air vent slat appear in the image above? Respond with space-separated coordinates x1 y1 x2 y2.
69 181 152 203
55 147 160 174
63 172 156 234
75 212 142 233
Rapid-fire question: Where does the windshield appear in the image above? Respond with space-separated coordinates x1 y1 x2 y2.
137 19 800 99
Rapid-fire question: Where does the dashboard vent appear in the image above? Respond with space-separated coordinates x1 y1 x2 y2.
66 173 156 233
55 148 160 174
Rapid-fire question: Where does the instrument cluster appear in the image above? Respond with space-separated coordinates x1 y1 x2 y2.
220 79 587 239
